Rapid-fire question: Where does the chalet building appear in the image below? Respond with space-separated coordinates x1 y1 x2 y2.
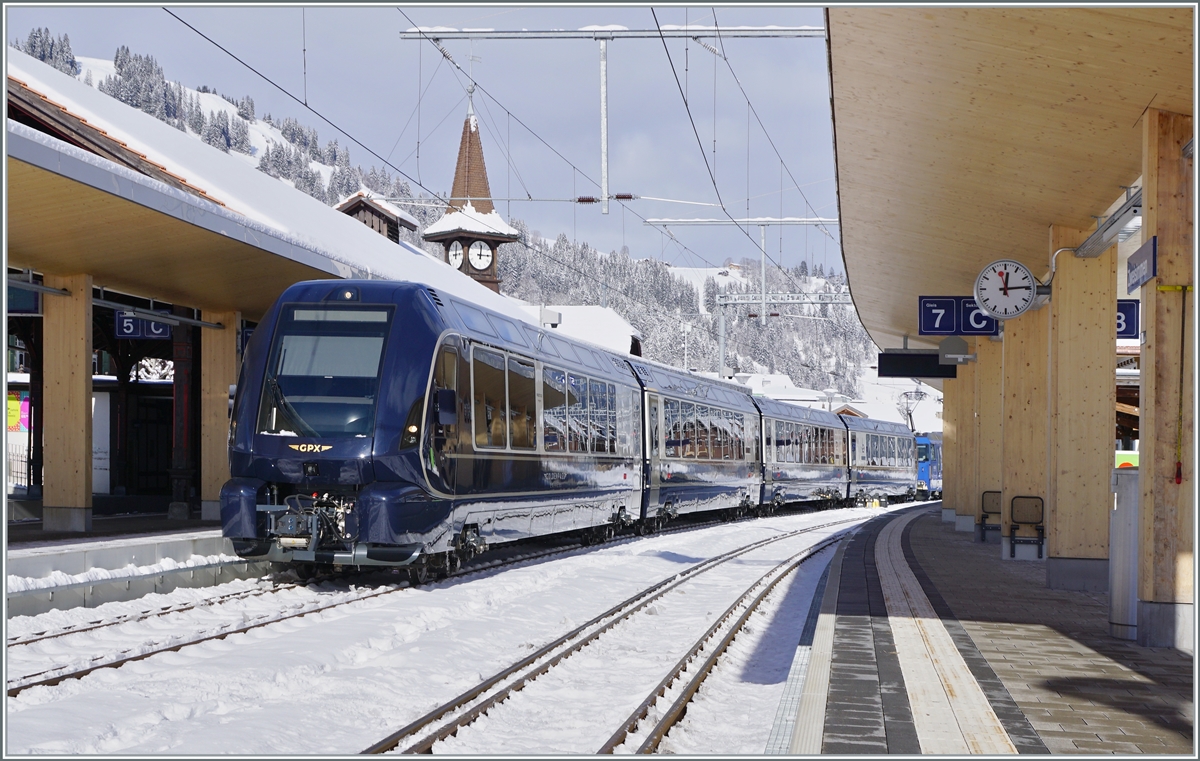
422 88 520 293
335 191 418 244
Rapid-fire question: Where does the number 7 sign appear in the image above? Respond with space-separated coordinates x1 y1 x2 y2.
919 297 957 335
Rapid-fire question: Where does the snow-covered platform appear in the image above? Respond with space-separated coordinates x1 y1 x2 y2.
784 505 1193 755
7 526 270 617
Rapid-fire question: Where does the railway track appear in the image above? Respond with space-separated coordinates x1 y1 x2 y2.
360 516 859 755
3 507 758 698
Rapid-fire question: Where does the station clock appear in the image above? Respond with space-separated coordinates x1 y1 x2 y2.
974 259 1038 320
468 241 493 271
446 241 464 269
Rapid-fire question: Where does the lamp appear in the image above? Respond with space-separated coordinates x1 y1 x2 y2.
1074 187 1142 258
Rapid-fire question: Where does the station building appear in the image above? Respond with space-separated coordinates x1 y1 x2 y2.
826 7 1193 649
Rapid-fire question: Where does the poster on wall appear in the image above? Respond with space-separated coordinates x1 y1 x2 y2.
7 390 30 433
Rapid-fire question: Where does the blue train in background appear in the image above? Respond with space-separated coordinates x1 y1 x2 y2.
221 280 918 580
915 432 943 499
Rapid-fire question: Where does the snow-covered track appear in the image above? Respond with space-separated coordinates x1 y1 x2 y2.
598 533 840 753
360 516 859 755
5 582 303 648
6 582 401 697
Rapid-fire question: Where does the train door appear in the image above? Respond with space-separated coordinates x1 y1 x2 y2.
430 344 460 494
645 393 661 518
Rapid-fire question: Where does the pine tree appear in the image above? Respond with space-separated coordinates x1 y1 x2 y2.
18 28 78 76
230 116 252 154
201 111 228 152
798 260 808 277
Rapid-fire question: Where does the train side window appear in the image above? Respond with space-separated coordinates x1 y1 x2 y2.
694 405 710 459
648 394 660 459
681 402 696 458
604 381 614 453
589 379 607 453
889 437 897 467
568 373 589 453
543 366 567 453
764 418 773 463
472 348 508 449
664 398 680 458
508 356 536 450
823 428 831 464
774 420 784 463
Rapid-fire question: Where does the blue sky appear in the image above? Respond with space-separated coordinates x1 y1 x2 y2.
7 5 841 275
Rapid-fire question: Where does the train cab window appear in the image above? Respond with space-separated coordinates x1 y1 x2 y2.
472 348 508 448
257 306 392 438
681 402 696 458
568 373 589 453
664 399 680 458
543 367 567 453
917 443 930 462
508 357 536 450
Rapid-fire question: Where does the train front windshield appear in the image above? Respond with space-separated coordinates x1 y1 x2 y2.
256 305 393 437
917 443 930 462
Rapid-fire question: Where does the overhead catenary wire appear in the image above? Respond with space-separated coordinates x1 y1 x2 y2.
650 8 805 293
164 8 807 362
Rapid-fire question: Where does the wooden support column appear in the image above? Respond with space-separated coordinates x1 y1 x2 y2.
974 336 1003 536
941 374 962 520
954 344 978 530
200 310 240 521
41 273 93 531
1046 225 1116 591
1137 108 1194 650
1001 301 1050 561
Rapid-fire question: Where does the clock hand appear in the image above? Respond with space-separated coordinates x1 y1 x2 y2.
1000 271 1009 297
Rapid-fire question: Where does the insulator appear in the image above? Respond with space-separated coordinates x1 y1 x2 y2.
576 196 599 204
613 193 635 201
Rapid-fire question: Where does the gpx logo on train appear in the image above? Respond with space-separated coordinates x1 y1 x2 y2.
288 444 333 453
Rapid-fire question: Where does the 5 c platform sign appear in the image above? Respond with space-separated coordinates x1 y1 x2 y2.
918 297 999 336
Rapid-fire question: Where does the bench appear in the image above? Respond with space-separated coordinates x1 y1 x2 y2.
1009 496 1045 559
979 491 1002 542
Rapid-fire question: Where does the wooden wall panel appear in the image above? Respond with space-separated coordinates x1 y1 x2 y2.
1047 226 1116 559
200 311 241 503
42 273 92 510
1138 109 1194 604
975 337 1004 520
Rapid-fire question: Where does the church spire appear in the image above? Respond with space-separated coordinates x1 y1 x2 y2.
448 84 494 215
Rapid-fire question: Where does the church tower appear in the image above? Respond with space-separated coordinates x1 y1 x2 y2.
422 86 519 293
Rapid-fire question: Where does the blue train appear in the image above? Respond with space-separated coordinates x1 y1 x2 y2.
221 280 918 579
915 432 943 499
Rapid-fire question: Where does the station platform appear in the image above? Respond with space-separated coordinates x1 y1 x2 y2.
788 504 1193 755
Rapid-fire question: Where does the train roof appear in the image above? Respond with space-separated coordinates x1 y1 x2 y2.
617 358 760 413
839 415 915 437
916 431 944 442
752 395 846 428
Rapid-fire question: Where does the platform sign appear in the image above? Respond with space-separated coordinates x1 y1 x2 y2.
1127 236 1156 294
919 296 999 336
918 297 957 335
959 297 998 335
1116 299 1139 339
115 311 173 339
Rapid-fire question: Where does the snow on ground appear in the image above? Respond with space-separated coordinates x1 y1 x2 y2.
5 505 913 754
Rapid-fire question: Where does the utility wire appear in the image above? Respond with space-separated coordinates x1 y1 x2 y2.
650 7 804 293
165 8 783 359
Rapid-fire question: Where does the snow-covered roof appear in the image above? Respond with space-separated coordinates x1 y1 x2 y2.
515 304 640 355
6 48 535 326
423 200 519 239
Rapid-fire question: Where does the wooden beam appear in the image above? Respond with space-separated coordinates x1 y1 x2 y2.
200 311 241 513
41 273 93 531
1001 303 1050 549
1047 225 1116 561
1138 108 1194 609
955 349 977 518
975 337 1003 522
1116 402 1139 417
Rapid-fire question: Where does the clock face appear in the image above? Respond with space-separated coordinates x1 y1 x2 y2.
974 259 1037 320
468 241 493 271
447 241 464 269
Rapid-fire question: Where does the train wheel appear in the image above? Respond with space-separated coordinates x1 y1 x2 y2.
407 562 430 586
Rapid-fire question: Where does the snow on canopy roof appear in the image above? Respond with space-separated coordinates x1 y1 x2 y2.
423 200 519 239
6 48 536 326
